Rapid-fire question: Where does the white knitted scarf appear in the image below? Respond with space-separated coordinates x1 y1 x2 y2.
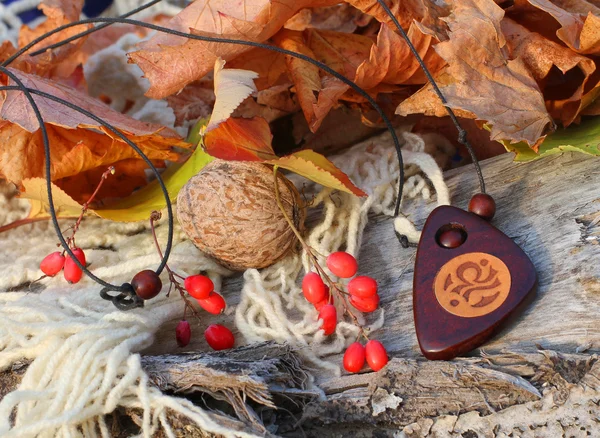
0 1 452 435
0 127 450 437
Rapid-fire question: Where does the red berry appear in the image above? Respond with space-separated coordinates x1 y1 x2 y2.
365 340 389 371
318 304 337 335
326 252 358 278
131 270 163 300
313 290 333 311
64 248 86 284
197 292 226 314
184 275 214 300
176 320 191 347
347 276 378 298
302 272 327 304
204 324 235 350
343 342 366 373
349 293 380 313
40 252 65 277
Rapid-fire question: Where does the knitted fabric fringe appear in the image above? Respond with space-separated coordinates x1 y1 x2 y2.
235 129 451 373
0 2 452 433
0 128 451 436
0 213 243 437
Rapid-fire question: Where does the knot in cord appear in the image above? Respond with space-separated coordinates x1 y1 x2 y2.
100 283 144 311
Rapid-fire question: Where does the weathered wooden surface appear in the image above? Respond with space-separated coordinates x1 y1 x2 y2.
0 343 311 437
152 151 600 362
141 151 600 435
3 152 600 436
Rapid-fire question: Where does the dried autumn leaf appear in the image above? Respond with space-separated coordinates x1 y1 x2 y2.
527 0 600 54
166 78 216 127
396 70 475 119
355 23 445 89
18 0 92 80
54 159 166 205
285 3 369 33
0 69 189 186
502 18 597 126
272 29 322 130
127 0 339 99
206 58 258 132
227 48 287 90
346 0 451 40
273 29 369 132
202 116 365 195
398 0 553 146
21 178 84 218
306 29 373 79
20 134 215 222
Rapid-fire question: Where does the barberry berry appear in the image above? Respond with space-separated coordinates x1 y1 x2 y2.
347 276 378 298
349 293 380 313
204 324 235 350
318 304 337 335
64 248 86 284
198 292 226 314
365 340 389 371
302 272 327 304
343 342 366 373
40 252 65 277
184 274 214 300
176 320 191 347
326 252 358 278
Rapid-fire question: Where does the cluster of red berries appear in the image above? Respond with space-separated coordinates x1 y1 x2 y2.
40 248 86 284
343 340 388 372
174 274 235 351
301 251 388 373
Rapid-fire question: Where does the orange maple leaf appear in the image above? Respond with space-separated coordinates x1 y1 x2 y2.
0 69 189 187
127 0 340 99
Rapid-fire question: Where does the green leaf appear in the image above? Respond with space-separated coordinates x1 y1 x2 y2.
500 117 600 162
94 122 213 221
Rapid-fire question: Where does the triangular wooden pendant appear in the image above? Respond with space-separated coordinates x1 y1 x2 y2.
413 205 537 360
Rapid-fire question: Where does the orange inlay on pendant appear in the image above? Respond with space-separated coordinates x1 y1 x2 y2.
433 252 511 318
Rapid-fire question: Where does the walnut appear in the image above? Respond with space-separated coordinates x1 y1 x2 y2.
177 160 305 271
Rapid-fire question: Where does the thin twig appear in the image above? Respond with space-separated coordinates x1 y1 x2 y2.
149 211 202 321
66 166 115 248
272 167 365 336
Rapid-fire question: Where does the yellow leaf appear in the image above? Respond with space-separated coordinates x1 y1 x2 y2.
21 178 84 218
269 150 366 196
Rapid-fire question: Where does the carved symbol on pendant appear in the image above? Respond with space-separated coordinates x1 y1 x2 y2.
434 252 511 318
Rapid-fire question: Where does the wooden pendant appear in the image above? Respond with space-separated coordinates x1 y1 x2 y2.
413 205 537 360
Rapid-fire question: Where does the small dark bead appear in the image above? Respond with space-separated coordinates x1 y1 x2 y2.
468 193 496 221
131 270 162 300
438 228 466 249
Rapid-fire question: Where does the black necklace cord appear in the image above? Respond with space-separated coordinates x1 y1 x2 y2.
0 77 173 308
0 16 408 217
375 0 486 196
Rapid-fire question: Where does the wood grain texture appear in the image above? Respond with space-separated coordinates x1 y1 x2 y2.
150 151 600 362
140 151 600 435
414 206 537 360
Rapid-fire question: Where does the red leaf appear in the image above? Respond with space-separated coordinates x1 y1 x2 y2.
203 117 276 161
